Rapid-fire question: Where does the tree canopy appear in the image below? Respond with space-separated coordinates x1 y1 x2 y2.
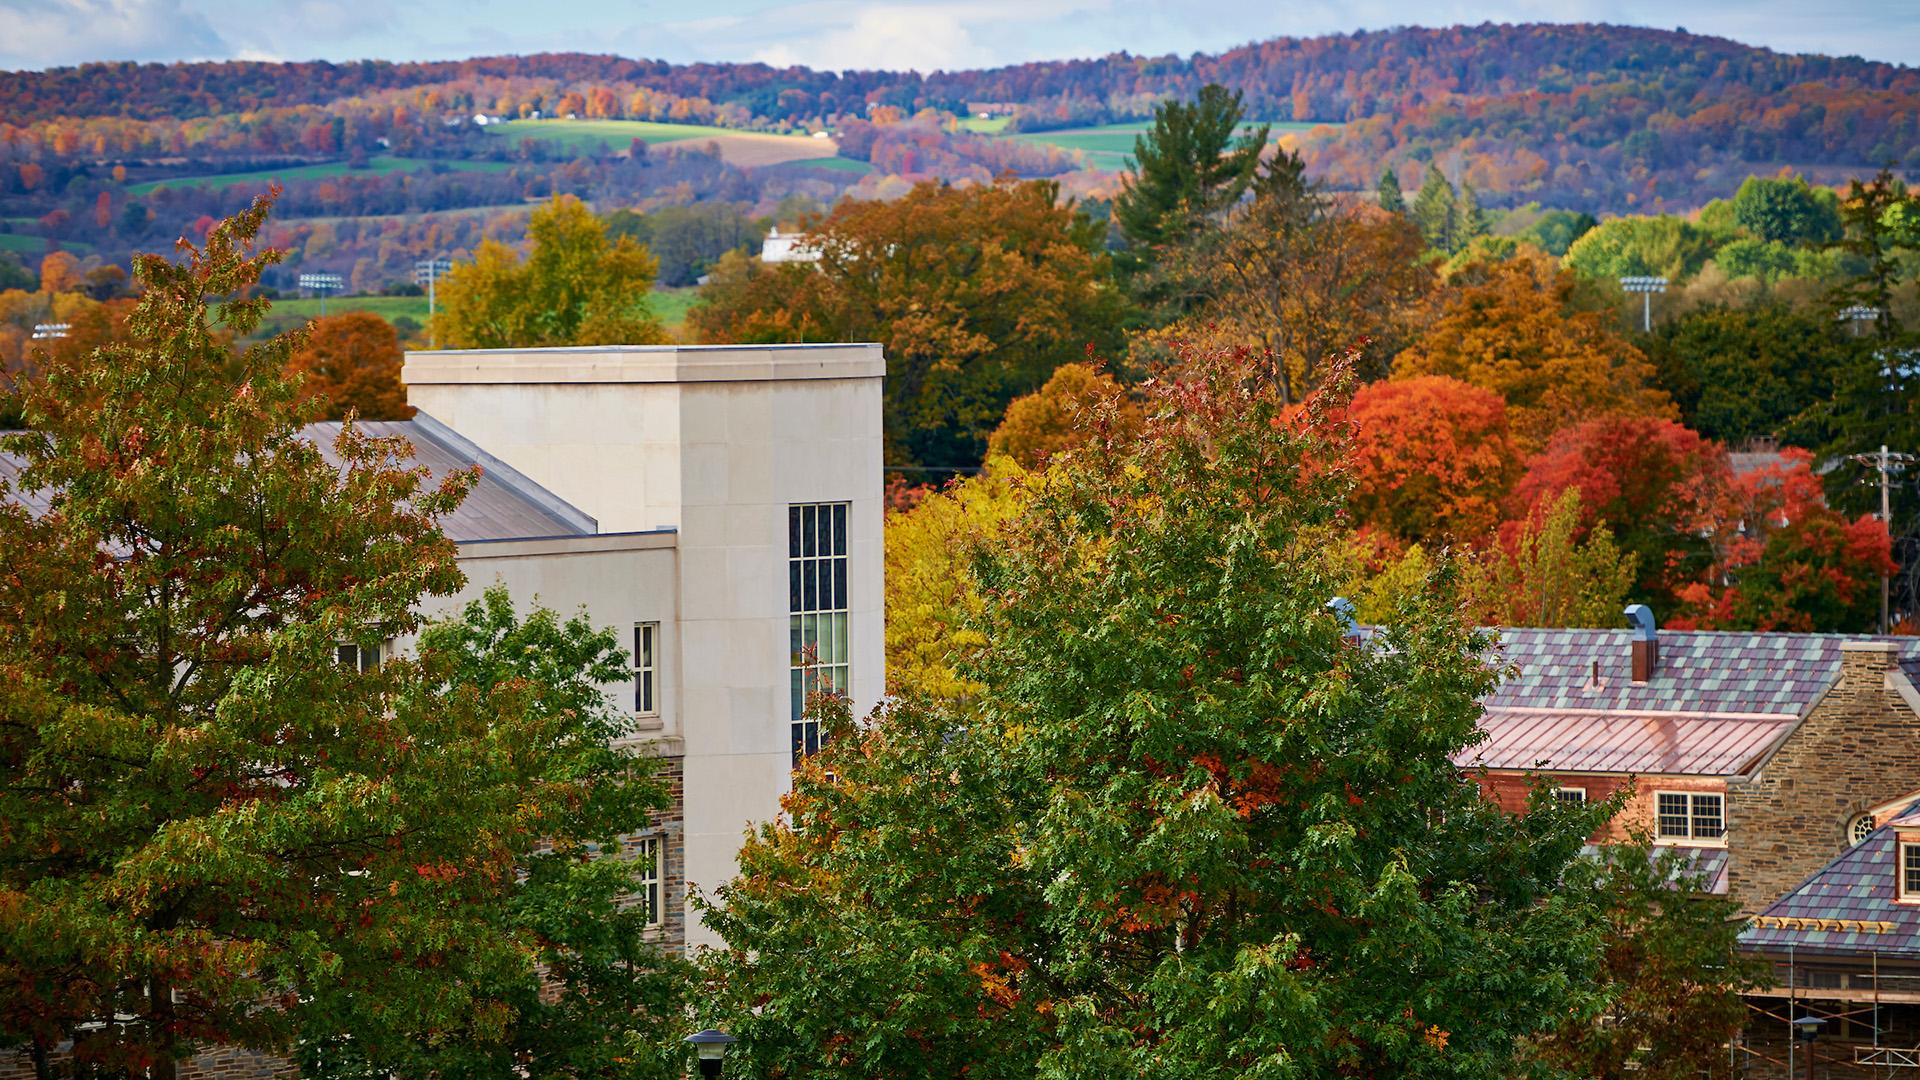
286 311 412 421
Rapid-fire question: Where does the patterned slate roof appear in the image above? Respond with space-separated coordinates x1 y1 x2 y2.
1459 707 1794 776
2 419 595 544
1740 800 1920 959
1484 628 1920 716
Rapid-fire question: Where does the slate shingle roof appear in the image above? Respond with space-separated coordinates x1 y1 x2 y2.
2 418 596 544
1485 628 1920 717
1739 800 1920 959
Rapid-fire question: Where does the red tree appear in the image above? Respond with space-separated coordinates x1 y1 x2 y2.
1344 375 1518 545
1510 416 1730 607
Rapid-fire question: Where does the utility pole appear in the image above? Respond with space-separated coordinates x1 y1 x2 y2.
1852 444 1914 633
414 257 452 348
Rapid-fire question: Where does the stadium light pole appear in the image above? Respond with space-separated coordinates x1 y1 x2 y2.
297 271 344 316
30 322 70 341
414 257 452 347
1619 275 1668 333
1838 304 1880 338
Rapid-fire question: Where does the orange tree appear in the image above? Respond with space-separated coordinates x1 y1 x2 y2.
0 197 688 1078
1393 253 1671 452
1343 374 1519 545
689 178 1126 470
287 311 412 421
705 345 1624 1078
985 361 1141 470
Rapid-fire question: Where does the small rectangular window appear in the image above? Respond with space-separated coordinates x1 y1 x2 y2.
1553 787 1587 804
335 642 380 672
633 622 659 716
1656 792 1724 841
636 836 662 927
1903 843 1920 900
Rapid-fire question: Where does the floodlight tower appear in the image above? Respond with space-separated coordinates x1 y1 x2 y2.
1619 275 1669 333
1838 305 1880 337
297 271 344 316
30 322 70 341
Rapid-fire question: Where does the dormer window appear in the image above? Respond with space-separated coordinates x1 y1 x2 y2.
1902 841 1920 902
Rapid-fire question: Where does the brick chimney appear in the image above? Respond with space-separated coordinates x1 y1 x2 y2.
1625 603 1658 683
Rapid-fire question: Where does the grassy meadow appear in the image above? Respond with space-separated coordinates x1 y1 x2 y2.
127 156 513 196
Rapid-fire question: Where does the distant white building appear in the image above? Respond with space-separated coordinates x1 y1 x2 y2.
760 226 822 264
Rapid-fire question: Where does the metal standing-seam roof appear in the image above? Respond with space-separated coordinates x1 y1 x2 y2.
2 414 597 545
1460 707 1797 776
1740 798 1920 959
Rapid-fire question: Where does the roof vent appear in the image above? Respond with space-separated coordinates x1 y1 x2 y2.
1327 596 1360 643
1624 604 1658 683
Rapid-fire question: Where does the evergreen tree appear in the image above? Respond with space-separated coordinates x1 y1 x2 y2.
1376 167 1405 213
1412 168 1459 253
1112 84 1268 317
1458 181 1489 246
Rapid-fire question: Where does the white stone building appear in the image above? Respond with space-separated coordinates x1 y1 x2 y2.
389 342 887 951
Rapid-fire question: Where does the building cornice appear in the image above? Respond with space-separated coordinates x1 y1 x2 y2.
403 343 885 386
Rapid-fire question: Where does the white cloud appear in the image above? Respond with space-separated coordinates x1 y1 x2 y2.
0 0 227 69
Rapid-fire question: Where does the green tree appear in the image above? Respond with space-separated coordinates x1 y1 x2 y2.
1412 168 1460 252
1376 167 1405 213
710 344 1615 1078
1457 181 1489 246
1562 215 1718 283
1516 208 1597 257
435 195 665 349
0 197 683 1077
1645 303 1850 444
605 202 764 288
690 179 1125 470
1112 84 1268 315
1529 840 1763 1078
1466 489 1638 628
1731 174 1843 246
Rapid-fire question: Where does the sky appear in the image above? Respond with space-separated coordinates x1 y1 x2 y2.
1 0 1917 74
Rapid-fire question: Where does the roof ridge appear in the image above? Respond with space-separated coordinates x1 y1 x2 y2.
402 412 598 537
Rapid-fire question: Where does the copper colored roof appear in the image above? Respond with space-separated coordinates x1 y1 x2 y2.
1460 707 1795 776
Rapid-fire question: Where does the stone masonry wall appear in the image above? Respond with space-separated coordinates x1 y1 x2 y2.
1726 641 1920 914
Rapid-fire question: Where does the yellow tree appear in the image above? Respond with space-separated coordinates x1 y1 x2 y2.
1393 252 1671 452
432 196 664 349
986 361 1142 470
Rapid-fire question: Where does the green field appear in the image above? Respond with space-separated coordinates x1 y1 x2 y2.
0 233 91 255
769 156 873 175
958 116 1012 134
127 156 513 196
488 119 751 152
1015 120 1332 170
257 288 700 336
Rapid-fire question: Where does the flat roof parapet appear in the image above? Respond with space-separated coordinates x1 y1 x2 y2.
402 343 885 386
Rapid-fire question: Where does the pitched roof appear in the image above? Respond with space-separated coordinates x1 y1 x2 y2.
1 415 596 545
1485 628 1920 717
1460 707 1794 776
1740 799 1920 959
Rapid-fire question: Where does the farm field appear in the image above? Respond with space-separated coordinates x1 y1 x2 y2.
958 116 1012 134
768 156 873 175
257 288 699 338
488 119 837 168
1015 120 1334 170
127 156 513 196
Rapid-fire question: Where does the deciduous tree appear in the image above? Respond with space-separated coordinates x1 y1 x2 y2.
1393 252 1672 451
985 361 1140 470
711 344 1615 1078
1345 375 1519 545
690 179 1125 469
286 311 412 421
0 197 683 1078
1466 489 1638 629
434 194 665 349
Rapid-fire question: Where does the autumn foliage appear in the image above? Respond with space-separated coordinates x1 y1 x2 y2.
1343 375 1519 544
286 311 412 421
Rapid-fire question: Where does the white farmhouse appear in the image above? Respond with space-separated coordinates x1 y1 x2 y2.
759 226 821 264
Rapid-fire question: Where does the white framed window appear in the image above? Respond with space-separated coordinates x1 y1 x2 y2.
635 836 663 927
1655 791 1725 841
633 622 659 716
1554 787 1588 805
789 502 849 767
1902 842 1920 903
1851 813 1877 847
335 641 380 672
